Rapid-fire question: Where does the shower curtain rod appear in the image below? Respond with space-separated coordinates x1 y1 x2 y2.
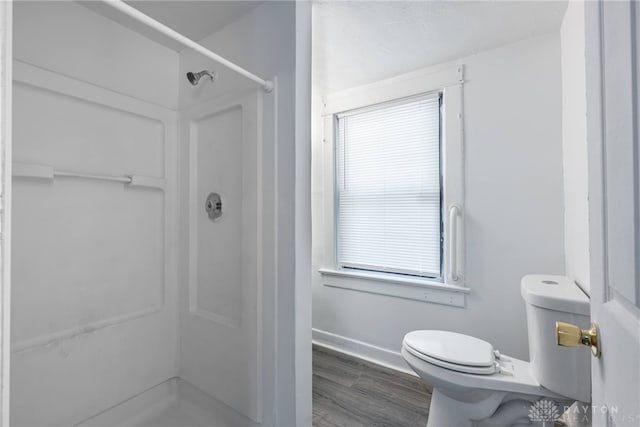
102 0 275 93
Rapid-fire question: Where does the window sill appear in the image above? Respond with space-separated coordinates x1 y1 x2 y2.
318 268 469 308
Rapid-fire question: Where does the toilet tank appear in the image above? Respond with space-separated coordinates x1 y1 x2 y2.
521 275 591 403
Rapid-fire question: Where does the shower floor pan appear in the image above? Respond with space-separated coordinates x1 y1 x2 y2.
78 378 258 427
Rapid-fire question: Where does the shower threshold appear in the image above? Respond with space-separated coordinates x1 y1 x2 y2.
77 377 258 427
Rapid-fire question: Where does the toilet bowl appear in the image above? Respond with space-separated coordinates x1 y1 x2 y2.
402 275 591 427
401 335 571 426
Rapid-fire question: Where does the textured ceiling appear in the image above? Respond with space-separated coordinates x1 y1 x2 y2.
313 1 569 93
82 0 262 51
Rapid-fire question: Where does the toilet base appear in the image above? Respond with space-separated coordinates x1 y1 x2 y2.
427 388 569 427
426 389 476 427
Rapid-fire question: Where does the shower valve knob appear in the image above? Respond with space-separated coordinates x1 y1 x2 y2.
205 192 222 220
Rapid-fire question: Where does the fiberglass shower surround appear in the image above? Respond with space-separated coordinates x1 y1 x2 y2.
10 1 292 425
11 0 274 185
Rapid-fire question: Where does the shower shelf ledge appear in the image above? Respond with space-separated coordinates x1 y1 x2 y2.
12 162 165 191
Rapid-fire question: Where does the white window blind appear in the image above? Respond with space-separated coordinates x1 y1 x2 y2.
336 93 442 278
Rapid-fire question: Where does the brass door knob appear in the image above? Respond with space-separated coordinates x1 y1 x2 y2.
555 321 601 358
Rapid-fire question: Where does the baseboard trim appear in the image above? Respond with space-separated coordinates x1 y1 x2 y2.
312 328 417 377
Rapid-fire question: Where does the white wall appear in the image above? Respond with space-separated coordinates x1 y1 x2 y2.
178 2 298 425
294 2 313 425
12 2 179 425
561 1 590 294
312 33 565 365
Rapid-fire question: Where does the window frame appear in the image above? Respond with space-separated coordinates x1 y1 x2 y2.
319 65 468 306
334 91 444 279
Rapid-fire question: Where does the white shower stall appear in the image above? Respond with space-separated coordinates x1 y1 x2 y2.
6 1 307 425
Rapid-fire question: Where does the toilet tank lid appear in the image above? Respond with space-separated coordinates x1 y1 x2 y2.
521 275 589 316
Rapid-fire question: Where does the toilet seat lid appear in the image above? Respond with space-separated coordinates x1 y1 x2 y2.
403 330 495 368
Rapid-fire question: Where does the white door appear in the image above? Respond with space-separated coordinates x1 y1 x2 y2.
586 0 640 424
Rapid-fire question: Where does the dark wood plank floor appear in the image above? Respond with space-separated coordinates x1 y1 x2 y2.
312 344 432 427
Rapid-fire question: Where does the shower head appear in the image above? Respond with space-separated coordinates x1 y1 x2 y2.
186 70 217 86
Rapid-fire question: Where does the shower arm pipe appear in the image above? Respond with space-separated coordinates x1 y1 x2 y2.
102 0 274 93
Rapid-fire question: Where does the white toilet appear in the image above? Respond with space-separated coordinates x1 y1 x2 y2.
401 275 591 426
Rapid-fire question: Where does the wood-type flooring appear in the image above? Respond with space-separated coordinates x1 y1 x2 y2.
312 345 432 427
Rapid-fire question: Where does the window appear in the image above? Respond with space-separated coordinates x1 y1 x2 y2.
319 65 466 305
335 94 442 279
